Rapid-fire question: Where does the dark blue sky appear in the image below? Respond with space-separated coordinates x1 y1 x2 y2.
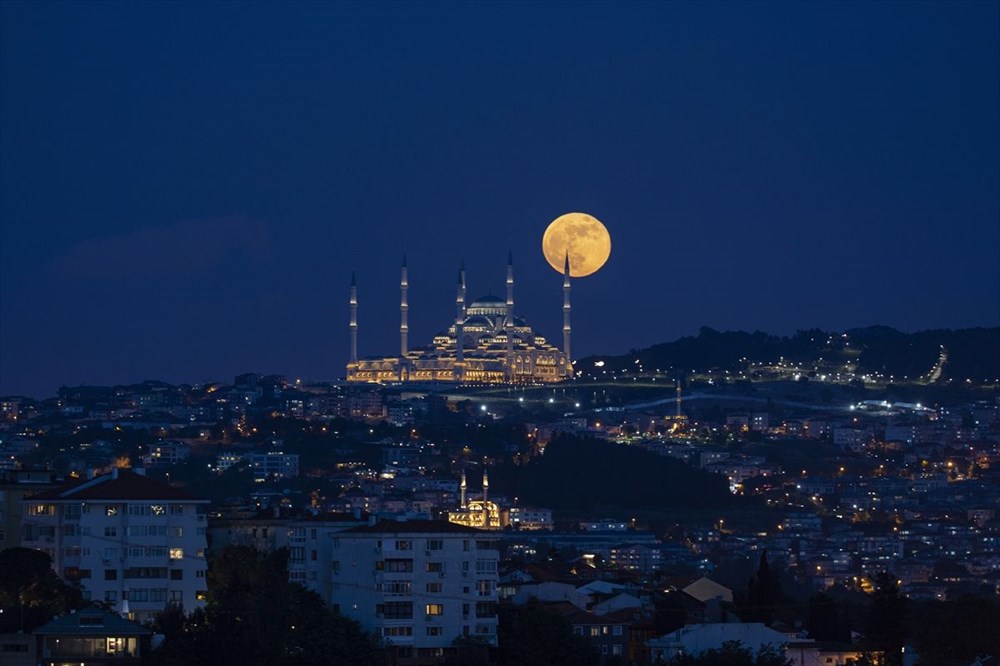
1 2 998 397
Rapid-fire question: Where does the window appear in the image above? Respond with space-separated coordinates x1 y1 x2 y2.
590 627 600 637
386 559 413 573
105 569 117 580
377 602 413 619
462 561 470 572
475 559 497 574
169 527 183 537
426 562 443 573
196 590 208 601
426 583 442 593
311 550 317 561
573 627 584 636
106 505 119 517
477 580 492 597
383 626 413 637
602 625 610 636
385 581 412 595
170 590 183 601
105 527 117 538
426 627 443 636
64 504 81 520
613 644 623 655
128 504 151 516
395 540 413 551
425 604 444 616
170 505 184 516
613 625 623 636
150 505 165 516
170 569 183 580
169 548 184 560
463 540 470 551
475 602 497 618
427 539 443 550
28 504 55 516
105 591 117 602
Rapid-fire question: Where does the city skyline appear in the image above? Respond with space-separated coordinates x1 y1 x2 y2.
2 2 998 397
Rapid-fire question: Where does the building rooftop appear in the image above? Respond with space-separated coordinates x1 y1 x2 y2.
341 519 488 534
25 468 206 502
34 606 152 636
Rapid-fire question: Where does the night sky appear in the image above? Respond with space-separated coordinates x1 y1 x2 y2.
1 2 998 398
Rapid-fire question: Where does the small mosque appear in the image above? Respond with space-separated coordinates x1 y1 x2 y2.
447 469 500 530
346 253 574 384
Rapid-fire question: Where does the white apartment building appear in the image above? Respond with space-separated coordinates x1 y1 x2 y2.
329 520 499 665
207 513 376 601
20 468 209 623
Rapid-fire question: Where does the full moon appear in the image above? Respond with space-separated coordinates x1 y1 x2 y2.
542 212 612 278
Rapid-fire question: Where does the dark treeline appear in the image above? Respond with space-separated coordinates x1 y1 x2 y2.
579 326 1000 381
514 434 733 514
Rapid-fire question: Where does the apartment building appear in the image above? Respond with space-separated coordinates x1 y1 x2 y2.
20 468 209 623
329 520 499 665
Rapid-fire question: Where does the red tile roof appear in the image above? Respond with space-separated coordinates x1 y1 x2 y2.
25 469 206 502
341 519 488 535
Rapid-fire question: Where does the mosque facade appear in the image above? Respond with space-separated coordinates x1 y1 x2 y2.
346 253 573 384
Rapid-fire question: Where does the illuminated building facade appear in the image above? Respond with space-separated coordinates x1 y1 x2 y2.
347 253 573 384
447 469 500 530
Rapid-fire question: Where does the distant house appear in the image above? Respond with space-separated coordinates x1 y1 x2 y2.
648 622 788 662
34 606 152 665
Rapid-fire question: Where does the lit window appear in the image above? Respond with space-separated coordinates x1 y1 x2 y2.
425 604 444 616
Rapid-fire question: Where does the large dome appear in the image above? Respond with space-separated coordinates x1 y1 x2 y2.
468 294 505 307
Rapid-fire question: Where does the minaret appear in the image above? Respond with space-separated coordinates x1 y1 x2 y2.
506 251 515 372
563 254 572 366
455 266 465 366
459 259 467 320
400 254 408 357
460 469 467 509
349 272 358 365
676 379 682 418
482 468 489 504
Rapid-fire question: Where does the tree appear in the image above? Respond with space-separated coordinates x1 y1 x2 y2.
806 592 850 642
669 641 792 666
744 550 781 625
909 595 1000 665
145 546 384 666
861 572 906 666
497 603 599 666
0 547 83 633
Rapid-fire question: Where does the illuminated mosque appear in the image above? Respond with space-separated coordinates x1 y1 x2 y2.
346 253 573 384
447 469 500 530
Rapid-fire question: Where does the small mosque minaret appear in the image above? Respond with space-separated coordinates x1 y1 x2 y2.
400 254 409 357
563 253 572 364
349 271 358 365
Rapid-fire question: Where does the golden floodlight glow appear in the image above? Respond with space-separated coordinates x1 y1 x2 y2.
542 212 611 277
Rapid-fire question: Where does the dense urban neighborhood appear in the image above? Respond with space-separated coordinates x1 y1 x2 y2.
2 330 999 665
